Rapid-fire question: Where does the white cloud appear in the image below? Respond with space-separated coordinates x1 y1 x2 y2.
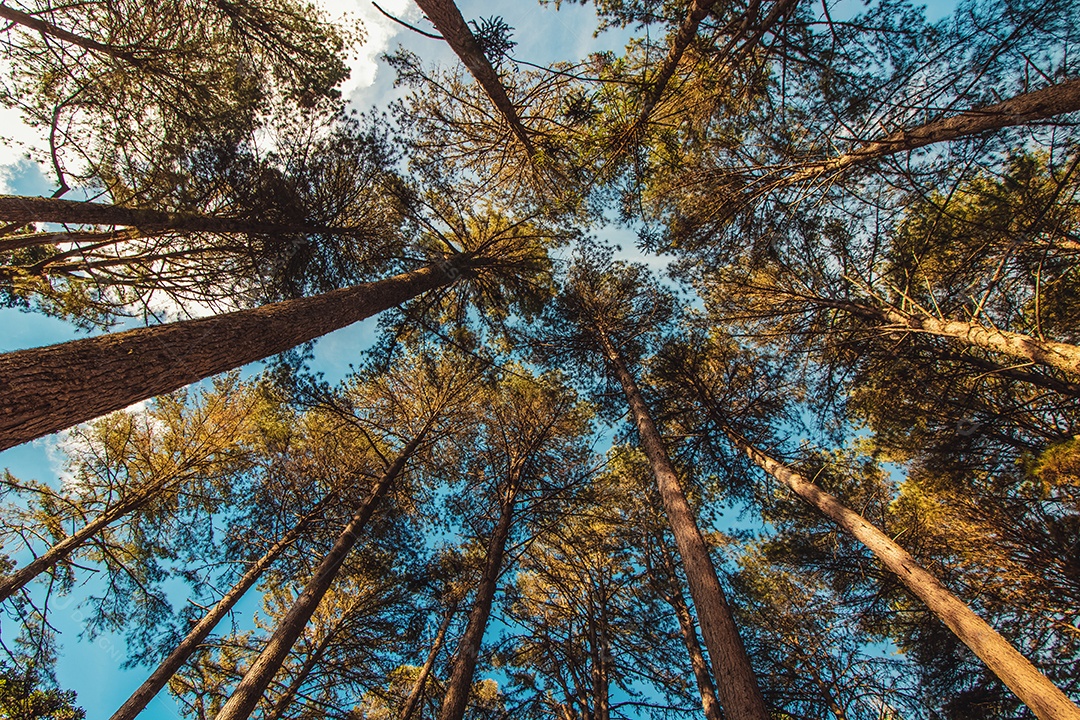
316 0 416 100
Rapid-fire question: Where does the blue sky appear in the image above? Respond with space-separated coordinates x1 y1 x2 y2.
0 0 962 714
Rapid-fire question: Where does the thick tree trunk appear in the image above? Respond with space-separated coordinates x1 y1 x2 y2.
596 331 768 720
214 431 428 720
0 258 468 451
657 541 724 720
635 0 717 130
0 490 152 602
774 78 1080 189
0 194 357 237
411 0 535 157
437 487 517 720
109 501 327 720
400 602 457 720
722 427 1080 720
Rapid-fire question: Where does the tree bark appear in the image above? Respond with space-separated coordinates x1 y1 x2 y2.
0 489 153 602
0 194 359 237
0 228 140 254
825 297 1080 379
399 602 457 720
657 541 725 720
595 330 768 720
411 0 535 157
634 0 717 131
262 629 336 720
0 3 142 63
214 431 428 720
772 78 1080 190
722 427 1080 720
109 500 328 720
437 487 517 720
0 258 469 451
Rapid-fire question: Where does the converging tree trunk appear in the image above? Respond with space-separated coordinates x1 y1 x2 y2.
213 430 429 720
769 78 1080 190
0 258 471 451
718 425 1080 720
595 329 769 720
412 0 535 157
400 602 457 720
0 194 362 238
655 540 724 720
109 499 330 720
438 484 518 720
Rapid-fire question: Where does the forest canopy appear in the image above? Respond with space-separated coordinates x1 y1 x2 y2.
1 0 1079 718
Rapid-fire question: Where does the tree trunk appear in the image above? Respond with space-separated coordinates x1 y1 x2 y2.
0 258 469 451
722 426 1080 720
0 3 141 63
213 431 428 720
826 297 1080 379
0 489 152 602
400 602 457 720
773 78 1080 189
657 541 724 720
0 228 140 254
109 500 328 720
437 486 518 720
262 629 336 720
411 0 535 157
595 330 768 720
0 194 360 237
635 0 717 131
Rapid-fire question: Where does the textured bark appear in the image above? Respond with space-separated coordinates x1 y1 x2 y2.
437 487 517 720
412 0 535 157
0 258 468 451
596 330 768 720
214 432 427 720
0 194 356 237
773 78 1080 189
723 428 1080 720
657 541 724 720
399 602 457 720
635 0 717 131
109 502 326 720
0 490 151 602
0 3 140 62
825 298 1080 379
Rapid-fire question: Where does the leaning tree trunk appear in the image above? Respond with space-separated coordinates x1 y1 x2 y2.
0 3 139 63
437 485 518 720
262 629 337 720
400 602 458 720
0 194 358 238
656 540 724 720
720 426 1080 720
771 78 1080 190
823 297 1080 379
214 430 429 720
0 257 471 451
596 329 768 720
109 499 330 720
412 0 535 157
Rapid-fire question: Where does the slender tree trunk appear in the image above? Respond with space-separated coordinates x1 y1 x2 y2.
0 3 141 62
0 258 470 451
772 78 1080 189
635 0 717 130
411 0 535 157
400 602 457 720
109 500 328 720
941 351 1080 398
657 541 724 720
826 297 1080 379
721 426 1080 720
214 431 428 720
0 228 140 254
437 486 518 720
0 490 152 602
595 330 768 720
0 194 360 237
593 581 611 720
262 629 336 720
